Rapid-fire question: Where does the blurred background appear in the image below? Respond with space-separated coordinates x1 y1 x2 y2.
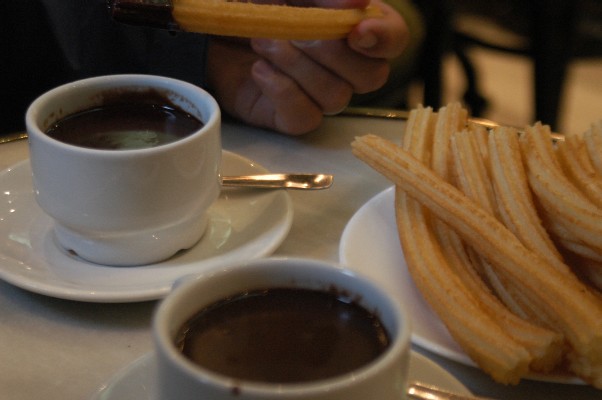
407 0 602 136
2 1 599 137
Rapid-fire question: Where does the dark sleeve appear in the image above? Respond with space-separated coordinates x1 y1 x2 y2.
1 0 209 135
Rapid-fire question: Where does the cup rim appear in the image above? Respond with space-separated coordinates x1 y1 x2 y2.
153 256 411 396
25 74 220 156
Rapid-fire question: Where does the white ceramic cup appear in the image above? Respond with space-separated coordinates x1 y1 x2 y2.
153 257 411 400
26 74 221 266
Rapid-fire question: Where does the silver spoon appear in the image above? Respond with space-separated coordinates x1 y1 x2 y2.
408 381 494 400
0 133 333 190
0 132 28 145
222 173 333 190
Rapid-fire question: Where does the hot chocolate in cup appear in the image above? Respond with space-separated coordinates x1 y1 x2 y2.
153 257 411 400
26 74 221 266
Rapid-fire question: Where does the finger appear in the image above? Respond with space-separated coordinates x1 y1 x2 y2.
251 38 354 114
250 60 324 135
347 1 409 58
291 39 389 94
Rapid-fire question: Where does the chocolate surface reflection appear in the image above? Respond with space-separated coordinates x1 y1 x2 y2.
45 90 202 150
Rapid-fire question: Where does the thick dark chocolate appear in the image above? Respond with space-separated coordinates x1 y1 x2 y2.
45 89 203 150
177 288 391 383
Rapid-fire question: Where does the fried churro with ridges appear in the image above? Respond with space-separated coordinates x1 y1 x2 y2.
477 127 572 330
451 126 498 220
431 107 563 369
488 128 567 271
351 133 602 387
584 121 602 176
556 133 602 209
394 106 531 384
552 126 602 290
449 127 564 371
449 127 504 293
520 123 602 258
172 0 381 40
400 105 561 378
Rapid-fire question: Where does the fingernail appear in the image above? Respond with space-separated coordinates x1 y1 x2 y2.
291 40 322 49
252 60 275 80
252 38 277 51
357 32 378 49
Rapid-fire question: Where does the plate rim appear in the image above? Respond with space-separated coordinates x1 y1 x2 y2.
339 186 585 385
89 350 472 400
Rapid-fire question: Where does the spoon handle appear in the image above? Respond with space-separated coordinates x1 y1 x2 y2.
408 381 495 400
0 132 28 145
222 174 333 190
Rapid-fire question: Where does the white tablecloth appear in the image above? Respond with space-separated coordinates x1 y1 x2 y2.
0 116 599 399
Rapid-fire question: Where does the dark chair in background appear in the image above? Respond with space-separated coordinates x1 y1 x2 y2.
413 0 600 131
411 0 454 112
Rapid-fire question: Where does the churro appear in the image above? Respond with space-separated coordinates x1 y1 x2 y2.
433 108 564 374
450 126 561 334
451 126 497 217
520 123 602 259
173 0 381 39
584 121 602 176
556 133 602 209
487 127 567 272
109 0 381 39
395 106 532 384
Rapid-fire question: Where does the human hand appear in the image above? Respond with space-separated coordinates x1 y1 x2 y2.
206 0 409 135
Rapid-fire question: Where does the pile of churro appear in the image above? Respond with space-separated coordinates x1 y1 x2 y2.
351 104 602 388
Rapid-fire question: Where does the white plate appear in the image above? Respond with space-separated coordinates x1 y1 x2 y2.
0 151 293 303
339 186 583 384
90 350 471 400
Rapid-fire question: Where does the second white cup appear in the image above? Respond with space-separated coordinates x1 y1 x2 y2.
153 257 411 400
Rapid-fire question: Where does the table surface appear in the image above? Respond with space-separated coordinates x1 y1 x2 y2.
1 115 599 399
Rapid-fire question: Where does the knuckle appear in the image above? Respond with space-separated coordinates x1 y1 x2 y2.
320 84 353 115
355 62 390 94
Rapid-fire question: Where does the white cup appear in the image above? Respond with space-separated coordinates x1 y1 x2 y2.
26 74 221 266
153 257 411 400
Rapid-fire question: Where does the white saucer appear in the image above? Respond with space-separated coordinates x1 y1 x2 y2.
339 186 584 385
90 350 471 400
0 151 293 303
